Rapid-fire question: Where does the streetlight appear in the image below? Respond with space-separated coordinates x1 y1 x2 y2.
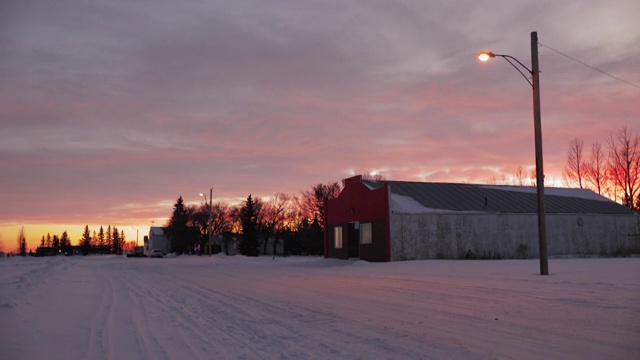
478 31 548 275
199 188 213 256
131 227 139 247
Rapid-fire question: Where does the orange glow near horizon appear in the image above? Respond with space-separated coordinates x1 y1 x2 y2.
0 221 166 253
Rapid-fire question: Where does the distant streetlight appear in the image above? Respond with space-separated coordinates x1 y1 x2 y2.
131 227 139 247
199 188 213 256
478 31 548 276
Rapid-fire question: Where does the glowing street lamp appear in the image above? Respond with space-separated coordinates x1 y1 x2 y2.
477 51 492 62
478 31 548 276
199 188 213 256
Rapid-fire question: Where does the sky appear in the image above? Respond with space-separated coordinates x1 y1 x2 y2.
1 0 639 248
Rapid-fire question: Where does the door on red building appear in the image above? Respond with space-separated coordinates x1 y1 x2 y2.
347 222 359 258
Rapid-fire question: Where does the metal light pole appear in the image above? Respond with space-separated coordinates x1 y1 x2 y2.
478 31 548 275
131 227 139 247
199 188 214 256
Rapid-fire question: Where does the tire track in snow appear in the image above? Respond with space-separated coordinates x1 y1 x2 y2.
84 271 113 360
123 270 268 360
121 274 171 360
163 269 468 359
84 260 170 360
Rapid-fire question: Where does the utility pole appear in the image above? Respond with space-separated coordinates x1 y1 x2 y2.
477 31 549 275
208 187 213 256
531 31 548 275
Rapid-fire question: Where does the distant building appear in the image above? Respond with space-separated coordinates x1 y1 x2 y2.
145 227 170 256
325 175 639 262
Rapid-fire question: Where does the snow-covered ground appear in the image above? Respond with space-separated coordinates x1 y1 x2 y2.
1 255 639 360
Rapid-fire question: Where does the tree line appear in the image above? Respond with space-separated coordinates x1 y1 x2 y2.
33 225 135 256
164 182 343 257
563 126 640 210
486 126 639 210
10 177 364 257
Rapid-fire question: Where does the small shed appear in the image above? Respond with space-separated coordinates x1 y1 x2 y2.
325 176 639 262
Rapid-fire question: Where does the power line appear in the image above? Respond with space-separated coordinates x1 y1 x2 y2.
538 41 640 89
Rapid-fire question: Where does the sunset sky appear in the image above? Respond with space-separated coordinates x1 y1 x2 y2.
1 0 639 249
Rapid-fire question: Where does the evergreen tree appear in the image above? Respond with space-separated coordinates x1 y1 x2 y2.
239 194 259 256
52 235 60 251
166 196 196 254
289 215 322 256
17 226 27 256
60 231 71 254
40 235 45 247
81 225 92 255
98 226 105 254
46 233 52 247
309 214 323 255
112 226 121 255
106 226 113 254
290 217 311 255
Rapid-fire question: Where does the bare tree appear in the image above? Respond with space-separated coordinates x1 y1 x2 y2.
529 167 539 187
211 202 233 235
258 193 293 255
362 172 386 181
221 204 243 255
514 165 527 186
585 141 607 195
189 204 209 253
210 202 235 255
227 205 243 234
298 182 342 229
606 126 640 209
487 173 508 185
563 137 586 188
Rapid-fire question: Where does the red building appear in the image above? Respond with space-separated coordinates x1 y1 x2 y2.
325 176 391 262
325 175 639 262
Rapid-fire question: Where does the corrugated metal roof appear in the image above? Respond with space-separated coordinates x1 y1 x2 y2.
361 179 634 215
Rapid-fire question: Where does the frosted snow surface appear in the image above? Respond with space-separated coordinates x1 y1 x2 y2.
390 193 444 214
390 193 465 214
481 185 613 202
2 255 639 360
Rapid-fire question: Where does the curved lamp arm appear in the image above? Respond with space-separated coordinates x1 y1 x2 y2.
478 51 533 87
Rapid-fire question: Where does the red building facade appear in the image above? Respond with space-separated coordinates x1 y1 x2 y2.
324 176 391 262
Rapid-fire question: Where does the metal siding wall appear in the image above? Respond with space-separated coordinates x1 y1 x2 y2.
390 213 640 261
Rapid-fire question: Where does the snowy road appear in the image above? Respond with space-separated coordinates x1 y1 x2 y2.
2 255 639 359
